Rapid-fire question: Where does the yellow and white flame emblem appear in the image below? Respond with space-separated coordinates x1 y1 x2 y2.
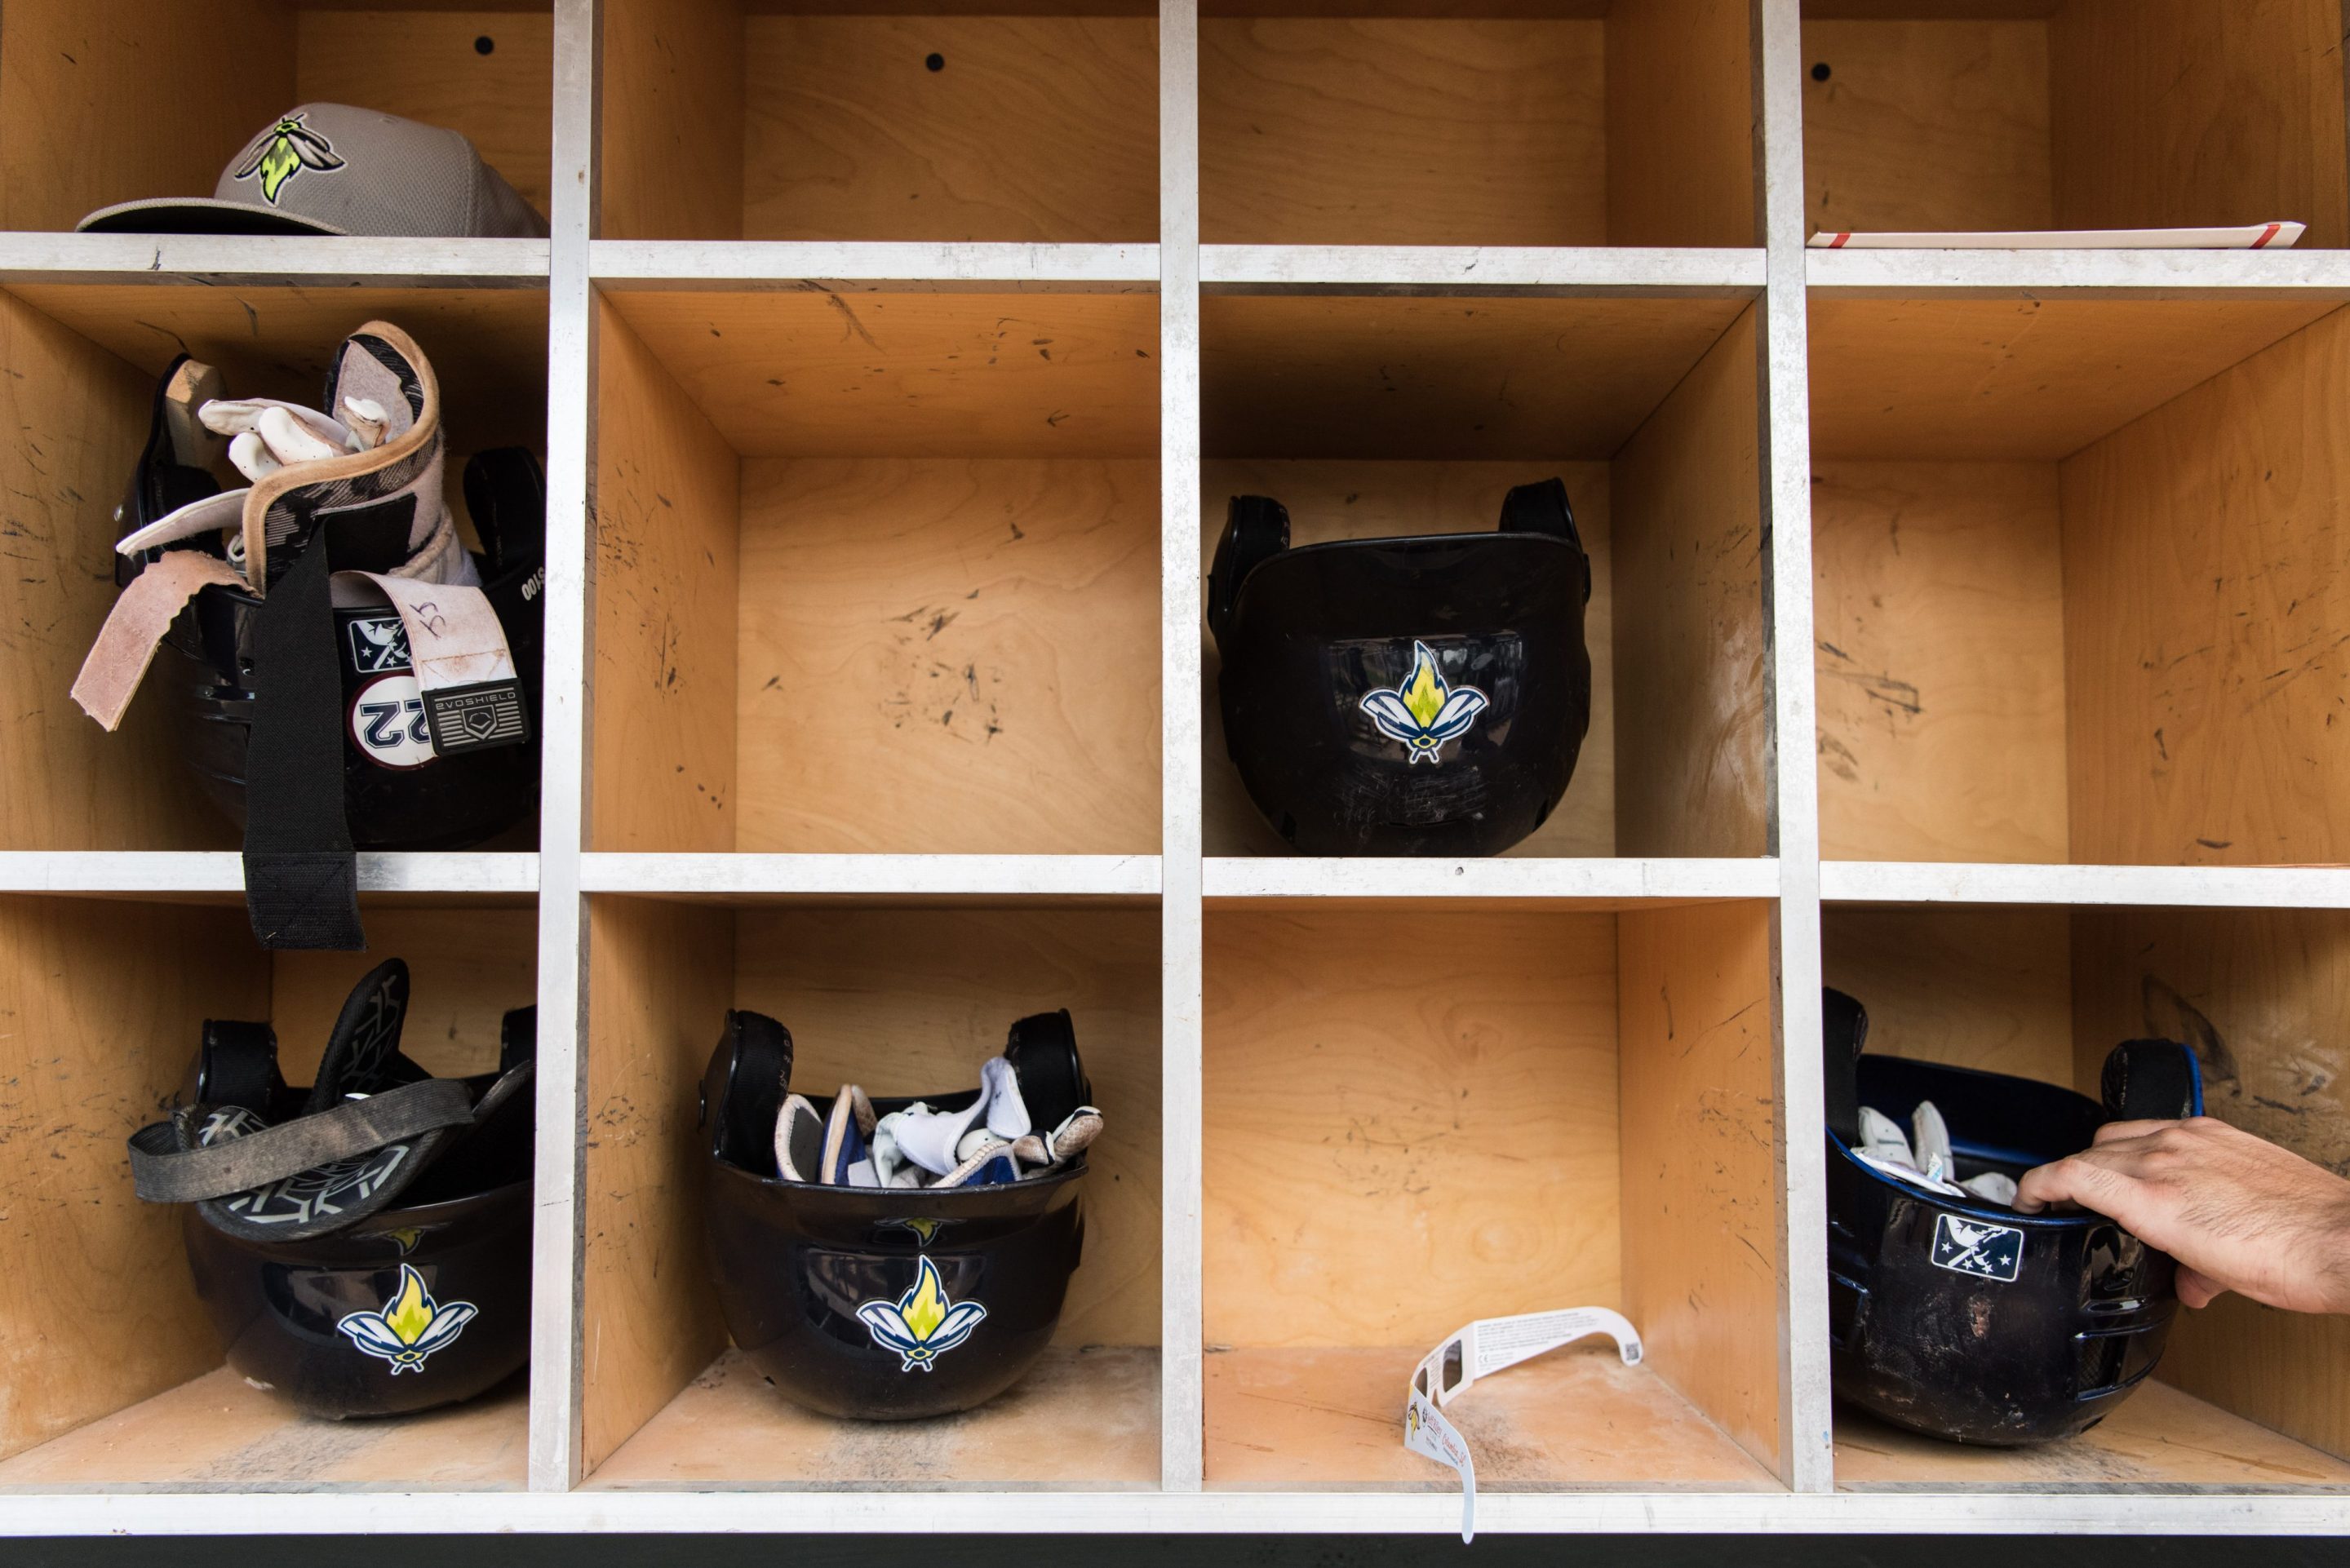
335 1264 478 1375
856 1256 988 1373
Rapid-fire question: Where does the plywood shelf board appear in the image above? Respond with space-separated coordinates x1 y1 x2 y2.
0 1369 528 1491
588 1347 1160 1489
1205 1346 1779 1490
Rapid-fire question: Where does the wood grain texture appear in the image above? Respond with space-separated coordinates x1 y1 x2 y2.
0 292 233 853
296 10 554 224
1200 19 1605 246
1204 1346 1778 1489
590 301 742 854
1202 295 1750 462
1617 901 1783 1476
589 1346 1159 1487
1835 1379 2350 1486
580 895 735 1474
1812 461 2068 864
604 290 1160 459
2072 906 2350 1459
734 458 1160 855
0 897 266 1461
1610 307 1769 858
1203 908 1621 1348
268 906 538 1083
2051 0 2350 250
743 16 1158 243
0 0 290 233
1801 20 2051 238
1807 295 2338 462
6 283 552 458
1197 460 1615 858
599 0 746 241
1820 905 2073 1085
0 1366 526 1486
1608 0 1754 247
734 904 1162 1349
2062 308 2350 867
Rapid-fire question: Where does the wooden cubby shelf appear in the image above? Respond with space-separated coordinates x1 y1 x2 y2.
1 0 2347 1540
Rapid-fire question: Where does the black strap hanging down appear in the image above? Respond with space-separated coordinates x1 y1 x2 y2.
241 534 365 950
126 1079 476 1203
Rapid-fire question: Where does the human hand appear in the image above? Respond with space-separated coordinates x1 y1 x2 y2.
2014 1116 2350 1314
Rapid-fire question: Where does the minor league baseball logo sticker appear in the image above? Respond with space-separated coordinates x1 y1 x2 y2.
1931 1212 2024 1282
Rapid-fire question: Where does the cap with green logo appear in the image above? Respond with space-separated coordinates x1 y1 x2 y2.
77 104 546 238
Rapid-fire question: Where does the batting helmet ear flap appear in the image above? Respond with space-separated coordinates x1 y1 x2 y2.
1821 987 1869 1144
1497 477 1590 602
2101 1038 2205 1123
188 1018 286 1116
1207 494 1291 651
703 1008 795 1174
1004 1008 1089 1132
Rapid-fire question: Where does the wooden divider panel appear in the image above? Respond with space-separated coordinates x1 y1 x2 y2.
0 294 229 853
297 8 556 221
0 897 267 1461
1820 904 2073 1084
1201 17 1605 246
734 458 1161 856
1608 0 1754 247
2073 906 2350 1460
591 301 743 853
1812 461 2068 864
581 896 735 1474
1610 306 1767 858
2051 0 2350 250
1196 459 1614 858
1617 900 1784 1477
270 906 539 1083
734 903 1163 1349
600 0 746 240
1203 907 1621 1348
1801 18 2052 237
2063 307 2350 866
743 16 1159 243
0 0 287 233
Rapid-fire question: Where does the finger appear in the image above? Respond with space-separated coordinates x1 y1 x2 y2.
2176 1265 2228 1309
2090 1118 2179 1147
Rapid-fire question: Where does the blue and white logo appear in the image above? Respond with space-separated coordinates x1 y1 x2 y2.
1931 1212 2024 1282
1359 640 1489 765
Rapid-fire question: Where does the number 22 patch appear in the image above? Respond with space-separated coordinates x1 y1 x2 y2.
350 671 436 769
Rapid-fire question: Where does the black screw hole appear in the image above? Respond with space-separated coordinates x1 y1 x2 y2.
925 52 946 72
475 34 495 55
1811 60 1831 81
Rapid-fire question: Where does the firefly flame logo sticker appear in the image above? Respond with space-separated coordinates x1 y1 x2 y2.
1360 640 1489 764
857 1256 987 1372
233 113 346 206
336 1264 478 1375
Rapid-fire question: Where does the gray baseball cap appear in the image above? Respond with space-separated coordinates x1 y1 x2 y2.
78 104 547 238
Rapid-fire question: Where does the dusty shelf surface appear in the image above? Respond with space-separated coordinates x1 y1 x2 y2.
1204 1345 1779 1491
1834 1380 2350 1490
0 1366 527 1491
587 1345 1161 1490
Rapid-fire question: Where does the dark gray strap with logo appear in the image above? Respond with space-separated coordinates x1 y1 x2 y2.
126 1078 473 1203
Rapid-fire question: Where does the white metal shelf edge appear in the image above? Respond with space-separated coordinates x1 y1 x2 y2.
0 233 550 287
1204 856 1779 902
1807 246 2350 299
588 240 1160 290
579 853 1161 898
0 1488 2343 1536
1202 245 1765 295
1820 861 2350 909
0 851 539 895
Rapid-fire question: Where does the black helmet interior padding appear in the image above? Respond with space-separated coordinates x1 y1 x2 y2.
1208 478 1594 857
1822 987 2205 1446
126 959 536 1244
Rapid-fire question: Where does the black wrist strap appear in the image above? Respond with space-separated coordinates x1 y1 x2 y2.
241 534 365 950
126 1078 474 1203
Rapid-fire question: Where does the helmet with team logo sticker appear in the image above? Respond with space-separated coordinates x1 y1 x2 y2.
76 330 543 950
696 1008 1092 1420
1822 987 2204 1445
1207 477 1593 857
126 959 535 1419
